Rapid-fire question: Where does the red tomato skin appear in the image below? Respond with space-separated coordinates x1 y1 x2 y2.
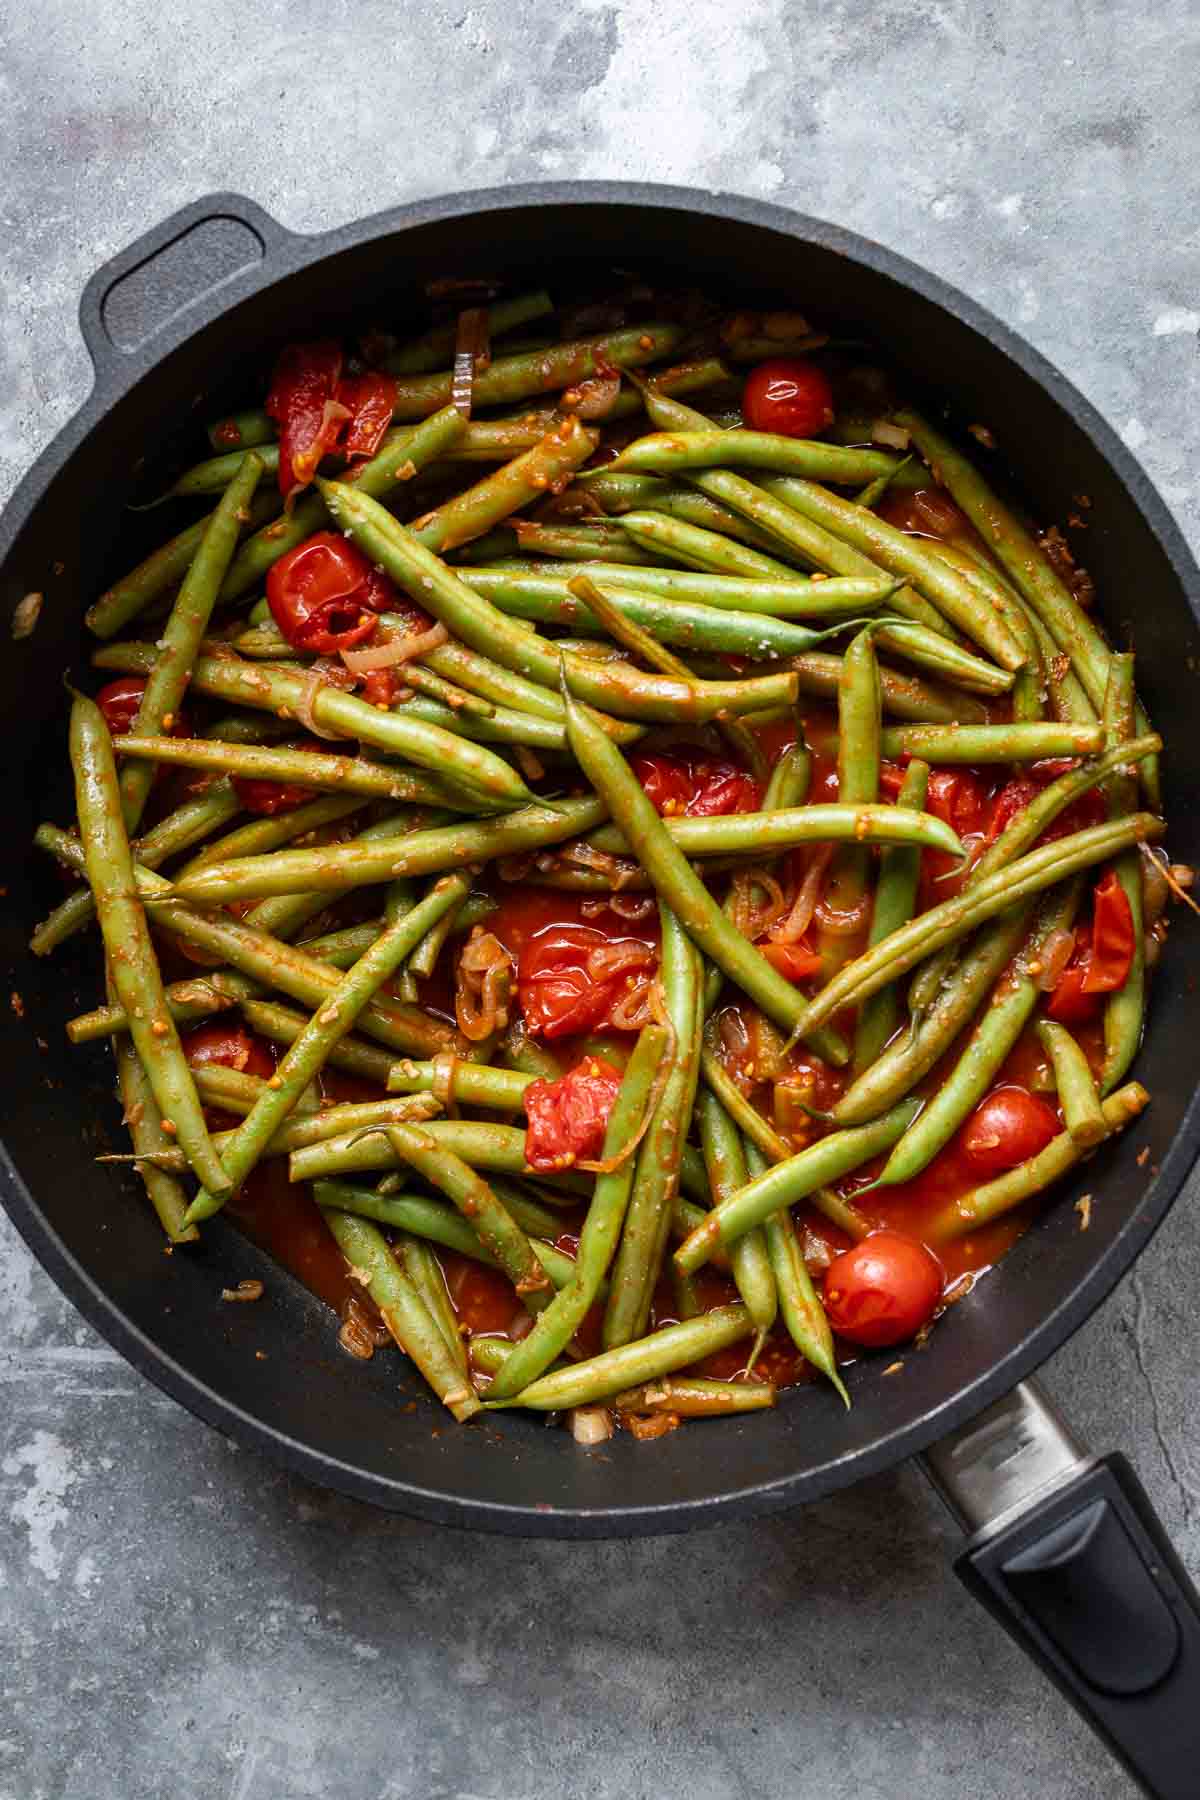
742 358 835 439
630 752 760 819
181 1020 276 1081
961 1085 1060 1177
823 1230 944 1348
266 531 399 655
524 1056 624 1172
95 677 190 742
517 924 656 1039
266 341 344 496
986 776 1106 848
336 370 398 459
1045 963 1103 1024
1083 870 1135 993
760 941 823 982
231 734 328 816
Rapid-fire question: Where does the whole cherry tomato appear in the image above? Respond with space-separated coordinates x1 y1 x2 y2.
523 1056 624 1172
742 358 835 438
181 1019 276 1080
266 531 401 656
823 1230 944 1348
961 1085 1060 1176
95 676 189 741
517 924 656 1039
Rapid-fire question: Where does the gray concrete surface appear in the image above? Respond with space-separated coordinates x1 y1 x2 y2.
2 2 1199 1795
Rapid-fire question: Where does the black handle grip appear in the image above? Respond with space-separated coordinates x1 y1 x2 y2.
78 193 295 387
957 1453 1200 1797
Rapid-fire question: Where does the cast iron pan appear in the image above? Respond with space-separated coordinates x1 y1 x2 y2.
2 185 1199 1793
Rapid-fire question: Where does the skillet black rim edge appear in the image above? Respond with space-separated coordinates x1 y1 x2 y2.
2 179 1199 1539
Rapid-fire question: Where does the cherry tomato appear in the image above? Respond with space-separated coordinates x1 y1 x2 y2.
335 370 398 459
961 1085 1060 1177
181 1019 276 1080
742 357 835 439
266 340 344 496
630 752 760 818
876 486 969 540
517 924 656 1039
1082 870 1135 993
523 1056 624 1172
760 941 823 982
95 676 189 741
1044 963 1101 1024
267 531 401 655
823 1230 944 1348
986 774 1106 847
926 768 991 838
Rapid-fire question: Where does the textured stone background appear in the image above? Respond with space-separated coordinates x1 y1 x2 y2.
2 3 1198 1796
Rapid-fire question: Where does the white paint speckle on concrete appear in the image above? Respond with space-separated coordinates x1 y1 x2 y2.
1122 416 1150 450
3 1432 82 1582
1152 308 1200 336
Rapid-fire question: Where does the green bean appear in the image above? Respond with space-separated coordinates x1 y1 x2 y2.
93 642 532 805
789 651 988 726
758 474 1026 669
1038 1020 1107 1148
696 1090 777 1347
183 873 470 1225
747 1140 848 1405
119 455 265 828
609 430 917 487
604 909 703 1348
930 1082 1150 1240
241 999 398 1087
491 1305 754 1411
856 455 914 511
470 568 877 661
906 732 1161 1018
930 547 1045 720
853 758 929 1074
320 1210 479 1421
866 884 1082 1182
584 474 820 559
312 1183 580 1291
30 780 242 957
617 509 794 580
879 722 1104 763
406 882 468 981
395 1234 468 1375
215 407 466 609
385 1057 532 1111
171 795 606 906
412 417 598 553
801 814 1162 1042
1100 654 1147 1093
319 481 799 725
207 408 276 453
176 794 366 880
113 1029 198 1244
461 520 668 566
384 290 554 373
245 809 449 946
614 1375 776 1415
289 1117 532 1183
104 1087 444 1174
562 685 843 1056
68 692 229 1195
374 1123 554 1310
488 1022 668 1397
589 802 961 865
111 734 477 807
460 561 901 621
819 625 881 978
421 639 575 726
190 1062 318 1115
298 921 388 968
385 321 684 419
675 1100 920 1273
86 491 280 639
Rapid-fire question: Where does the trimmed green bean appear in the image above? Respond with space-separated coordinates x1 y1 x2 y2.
696 1090 777 1344
383 291 554 374
609 430 919 487
395 1234 468 1375
878 723 1104 763
930 1083 1150 1240
818 625 881 979
491 1305 754 1411
853 758 929 1074
321 1210 480 1421
175 793 365 880
460 561 903 621
748 1139 847 1406
86 490 280 639
384 322 685 420
112 735 477 807
618 509 796 580
207 409 276 452
613 1375 776 1415
1038 1020 1107 1147
241 999 396 1086
1101 653 1147 1093
411 417 598 554
386 1057 532 1111
69 692 229 1196
312 1183 580 1291
114 1030 198 1244
788 651 988 726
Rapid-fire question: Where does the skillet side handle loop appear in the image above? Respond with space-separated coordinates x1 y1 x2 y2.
934 1421 1200 1799
78 192 297 390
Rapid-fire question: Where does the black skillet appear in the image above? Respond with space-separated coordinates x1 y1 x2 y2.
2 184 1199 1796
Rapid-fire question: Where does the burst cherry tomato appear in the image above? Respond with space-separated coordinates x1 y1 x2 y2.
986 774 1106 847
1082 870 1135 993
524 1056 624 1172
823 1230 944 1348
961 1085 1060 1176
760 941 823 982
630 752 760 818
266 531 401 656
95 676 189 741
334 370 398 459
181 1019 276 1080
517 924 656 1039
266 344 399 496
742 357 835 439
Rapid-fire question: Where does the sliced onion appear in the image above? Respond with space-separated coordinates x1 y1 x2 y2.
340 623 448 674
772 845 832 942
585 940 655 982
570 1406 614 1445
293 665 345 739
871 419 910 450
1140 845 1170 926
728 869 788 940
455 928 514 1042
815 889 871 936
451 306 489 417
1035 928 1076 991
606 973 655 1033
582 893 657 923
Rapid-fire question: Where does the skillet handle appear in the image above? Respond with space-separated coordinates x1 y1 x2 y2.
78 193 297 387
924 1385 1200 1798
